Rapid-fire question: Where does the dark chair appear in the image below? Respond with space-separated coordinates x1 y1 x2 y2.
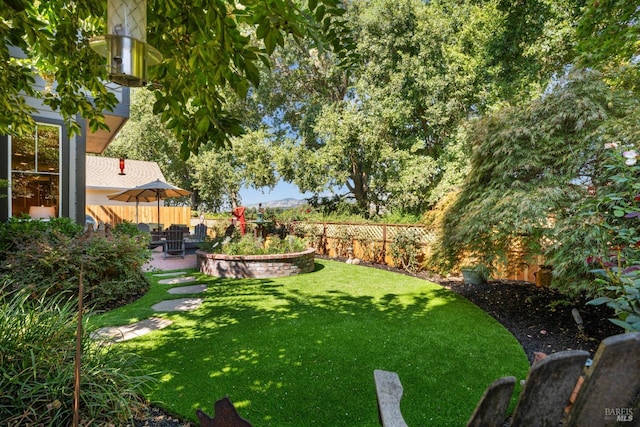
163 227 185 259
193 223 208 241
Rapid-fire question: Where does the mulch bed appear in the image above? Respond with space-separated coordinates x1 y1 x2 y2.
133 258 624 426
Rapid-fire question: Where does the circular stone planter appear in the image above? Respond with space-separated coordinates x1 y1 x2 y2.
196 248 316 279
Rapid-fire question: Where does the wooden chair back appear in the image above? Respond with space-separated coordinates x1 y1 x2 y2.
374 332 640 427
163 227 185 259
194 223 208 241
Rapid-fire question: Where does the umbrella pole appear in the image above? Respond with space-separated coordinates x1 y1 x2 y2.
157 193 160 231
135 197 139 224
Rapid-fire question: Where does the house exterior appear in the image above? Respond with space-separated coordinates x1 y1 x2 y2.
86 156 166 206
0 46 130 223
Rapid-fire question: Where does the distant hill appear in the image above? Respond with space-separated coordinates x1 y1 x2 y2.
246 198 306 209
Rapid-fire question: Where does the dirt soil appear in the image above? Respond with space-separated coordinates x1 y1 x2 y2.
133 260 624 426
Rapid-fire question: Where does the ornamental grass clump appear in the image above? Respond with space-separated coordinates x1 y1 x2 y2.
0 288 154 425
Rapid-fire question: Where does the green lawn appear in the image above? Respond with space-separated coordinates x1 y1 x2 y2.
91 259 529 426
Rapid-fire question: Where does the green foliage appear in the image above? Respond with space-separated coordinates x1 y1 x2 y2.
389 228 423 273
289 221 325 252
113 220 146 237
190 129 278 210
575 147 640 331
202 233 307 256
0 290 153 425
0 216 83 259
2 0 354 156
576 0 640 72
331 227 356 258
488 0 580 101
437 70 632 281
0 221 150 311
354 233 384 264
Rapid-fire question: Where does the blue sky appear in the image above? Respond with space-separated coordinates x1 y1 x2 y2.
239 181 312 206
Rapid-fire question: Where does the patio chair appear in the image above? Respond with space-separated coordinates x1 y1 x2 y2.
163 227 185 259
193 223 208 242
137 223 150 232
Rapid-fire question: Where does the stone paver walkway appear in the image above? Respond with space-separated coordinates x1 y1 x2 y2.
151 297 204 312
158 276 197 285
93 251 204 342
92 317 173 343
168 284 208 294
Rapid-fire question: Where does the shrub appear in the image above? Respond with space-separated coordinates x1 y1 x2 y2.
436 71 634 282
290 222 325 252
0 224 150 311
355 232 384 264
0 289 153 425
331 227 355 258
575 146 640 331
0 216 82 261
389 228 423 273
201 233 307 256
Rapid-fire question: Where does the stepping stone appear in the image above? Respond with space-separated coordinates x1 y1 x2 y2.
167 284 207 295
152 298 203 312
154 271 188 277
91 317 173 343
157 276 197 285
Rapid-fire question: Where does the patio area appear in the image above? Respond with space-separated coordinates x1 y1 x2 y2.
143 246 197 272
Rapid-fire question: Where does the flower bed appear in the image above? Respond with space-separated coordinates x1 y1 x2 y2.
196 248 316 279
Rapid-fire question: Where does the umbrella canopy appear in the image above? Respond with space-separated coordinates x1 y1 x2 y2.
107 179 190 226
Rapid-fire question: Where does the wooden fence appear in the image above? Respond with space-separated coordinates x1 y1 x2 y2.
86 205 192 230
196 219 544 282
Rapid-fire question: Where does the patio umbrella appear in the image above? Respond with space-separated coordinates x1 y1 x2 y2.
107 179 190 227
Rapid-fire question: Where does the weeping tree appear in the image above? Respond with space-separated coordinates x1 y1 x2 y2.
430 70 636 291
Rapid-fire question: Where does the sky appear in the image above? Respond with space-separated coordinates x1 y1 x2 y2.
239 181 313 206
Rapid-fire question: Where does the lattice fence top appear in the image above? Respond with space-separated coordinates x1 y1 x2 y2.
200 220 436 244
317 222 435 245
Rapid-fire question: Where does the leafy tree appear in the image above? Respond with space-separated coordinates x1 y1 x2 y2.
105 89 277 211
431 70 637 292
190 129 278 211
274 0 509 215
487 0 582 101
1 1 113 135
576 0 640 69
1 0 354 156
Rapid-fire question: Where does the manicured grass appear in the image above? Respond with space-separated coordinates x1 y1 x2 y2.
91 260 529 426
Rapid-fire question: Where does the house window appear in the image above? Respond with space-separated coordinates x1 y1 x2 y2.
10 123 61 218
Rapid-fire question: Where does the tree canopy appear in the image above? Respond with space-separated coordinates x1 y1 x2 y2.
1 0 354 156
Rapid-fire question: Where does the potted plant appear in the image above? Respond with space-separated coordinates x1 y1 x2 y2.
534 264 553 288
460 264 490 285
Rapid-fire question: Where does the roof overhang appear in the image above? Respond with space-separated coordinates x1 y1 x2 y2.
86 113 128 154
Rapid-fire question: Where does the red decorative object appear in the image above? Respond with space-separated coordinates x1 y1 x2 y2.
232 206 246 235
118 157 126 175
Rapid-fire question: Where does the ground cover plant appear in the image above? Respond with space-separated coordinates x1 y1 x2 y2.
200 233 307 256
0 289 153 425
92 260 529 426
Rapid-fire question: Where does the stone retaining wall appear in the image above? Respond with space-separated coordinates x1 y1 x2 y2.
197 248 316 279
